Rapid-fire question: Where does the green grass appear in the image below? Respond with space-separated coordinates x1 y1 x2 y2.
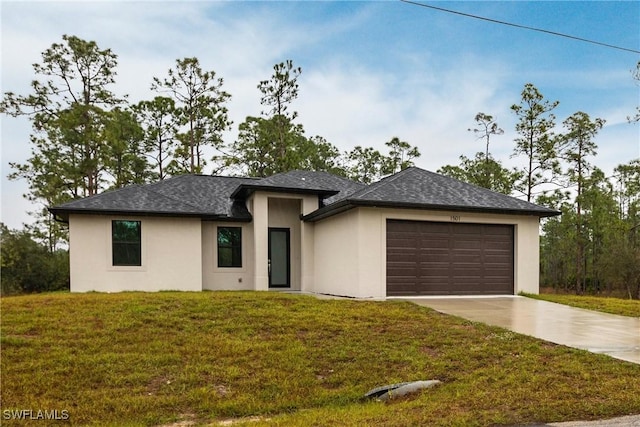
524 293 640 317
2 292 640 426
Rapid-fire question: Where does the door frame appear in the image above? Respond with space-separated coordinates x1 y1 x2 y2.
268 227 291 288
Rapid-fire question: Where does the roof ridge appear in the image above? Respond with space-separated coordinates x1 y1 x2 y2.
426 168 555 210
209 174 261 181
348 167 414 199
153 174 259 181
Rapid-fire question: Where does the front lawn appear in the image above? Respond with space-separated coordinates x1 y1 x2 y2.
2 292 639 426
524 293 640 317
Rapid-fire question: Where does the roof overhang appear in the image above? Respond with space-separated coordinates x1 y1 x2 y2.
48 207 253 224
230 184 339 200
302 199 561 222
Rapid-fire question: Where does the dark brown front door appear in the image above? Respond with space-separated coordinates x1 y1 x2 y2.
386 220 514 296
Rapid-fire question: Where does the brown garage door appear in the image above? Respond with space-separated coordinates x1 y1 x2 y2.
387 220 514 296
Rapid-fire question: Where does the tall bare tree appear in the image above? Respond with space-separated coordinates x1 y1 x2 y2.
469 112 504 187
511 83 561 202
257 60 302 163
559 111 605 294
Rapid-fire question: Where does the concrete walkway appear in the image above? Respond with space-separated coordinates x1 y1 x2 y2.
402 296 640 364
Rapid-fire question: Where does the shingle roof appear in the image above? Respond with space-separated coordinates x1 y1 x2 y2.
230 170 365 203
303 167 560 221
49 167 560 222
49 171 364 222
49 175 256 222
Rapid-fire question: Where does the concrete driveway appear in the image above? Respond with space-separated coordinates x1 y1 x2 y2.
403 296 640 364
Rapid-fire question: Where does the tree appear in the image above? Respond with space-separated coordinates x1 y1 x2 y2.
226 60 346 178
227 116 345 177
0 223 69 295
559 111 605 294
1 35 122 249
2 35 120 196
133 96 179 180
345 146 386 184
580 169 618 293
382 137 421 174
438 113 517 194
468 112 504 187
227 116 277 177
540 202 577 290
297 135 346 176
605 160 640 299
343 138 421 184
437 153 521 195
614 159 640 219
511 83 561 202
256 60 302 165
539 161 640 299
258 59 302 120
152 57 232 174
104 107 148 188
227 115 301 177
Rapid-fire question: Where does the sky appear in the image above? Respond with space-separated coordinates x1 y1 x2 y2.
1 1 639 230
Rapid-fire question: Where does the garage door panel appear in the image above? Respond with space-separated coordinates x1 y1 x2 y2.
485 226 513 236
419 239 449 249
387 220 514 296
419 255 449 264
420 247 450 255
485 266 512 274
387 269 417 279
387 240 415 250
451 252 482 263
485 241 512 250
419 267 449 276
488 258 510 266
454 223 482 233
452 240 483 250
387 252 415 265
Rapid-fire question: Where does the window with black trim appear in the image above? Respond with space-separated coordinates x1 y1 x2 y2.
218 227 242 268
112 220 141 266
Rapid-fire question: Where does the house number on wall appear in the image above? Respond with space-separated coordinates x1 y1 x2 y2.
450 215 461 222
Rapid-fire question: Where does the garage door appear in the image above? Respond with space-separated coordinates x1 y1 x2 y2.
387 220 514 296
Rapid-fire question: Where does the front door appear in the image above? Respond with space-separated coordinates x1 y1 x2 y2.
268 228 290 288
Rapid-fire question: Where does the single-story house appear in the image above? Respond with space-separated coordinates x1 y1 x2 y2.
49 167 560 298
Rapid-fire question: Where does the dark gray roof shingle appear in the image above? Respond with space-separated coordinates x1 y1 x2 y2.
50 167 559 222
50 175 256 221
303 167 559 220
230 170 365 202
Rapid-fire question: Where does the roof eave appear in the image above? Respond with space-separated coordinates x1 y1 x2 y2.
303 199 561 222
231 184 339 200
47 207 253 224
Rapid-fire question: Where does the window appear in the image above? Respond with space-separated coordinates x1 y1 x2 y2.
218 227 242 268
112 220 141 266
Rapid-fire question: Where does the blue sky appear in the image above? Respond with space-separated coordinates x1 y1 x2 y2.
1 1 639 229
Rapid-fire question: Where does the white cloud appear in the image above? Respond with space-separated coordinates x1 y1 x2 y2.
1 1 638 228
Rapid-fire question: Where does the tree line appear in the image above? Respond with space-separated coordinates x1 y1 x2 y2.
1 35 638 298
1 35 421 254
437 80 639 300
